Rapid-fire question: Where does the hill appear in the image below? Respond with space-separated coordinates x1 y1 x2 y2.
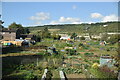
27 22 120 35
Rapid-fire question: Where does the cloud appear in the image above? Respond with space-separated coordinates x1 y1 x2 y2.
72 5 77 10
59 17 80 23
72 22 81 24
34 22 42 25
91 12 119 22
91 13 103 19
49 21 59 25
50 16 81 25
29 12 50 25
102 14 119 22
29 12 50 21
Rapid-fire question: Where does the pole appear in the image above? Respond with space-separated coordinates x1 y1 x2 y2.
37 58 38 66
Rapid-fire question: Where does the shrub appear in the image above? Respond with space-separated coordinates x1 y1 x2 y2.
99 65 112 73
92 63 99 69
66 43 73 47
24 72 35 80
84 64 89 69
66 49 76 55
84 59 88 62
107 34 119 44
46 70 53 80
16 65 25 70
36 53 44 55
91 38 100 41
58 67 82 74
92 60 99 63
90 65 117 78
80 36 85 40
79 43 84 47
84 53 94 56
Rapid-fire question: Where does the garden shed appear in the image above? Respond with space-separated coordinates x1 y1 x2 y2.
100 56 115 67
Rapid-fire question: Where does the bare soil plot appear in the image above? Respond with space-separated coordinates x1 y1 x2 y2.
48 29 61 32
67 73 86 78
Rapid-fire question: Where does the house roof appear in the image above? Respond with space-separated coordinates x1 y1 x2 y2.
100 56 112 59
1 28 17 32
20 34 35 38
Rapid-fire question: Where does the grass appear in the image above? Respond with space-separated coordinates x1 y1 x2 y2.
3 60 44 79
90 68 117 79
1 52 36 57
52 70 60 79
7 69 43 79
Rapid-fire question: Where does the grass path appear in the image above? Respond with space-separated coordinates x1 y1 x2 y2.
51 70 60 80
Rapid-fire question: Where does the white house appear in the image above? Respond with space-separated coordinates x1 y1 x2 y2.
78 35 91 40
60 36 71 40
91 35 101 39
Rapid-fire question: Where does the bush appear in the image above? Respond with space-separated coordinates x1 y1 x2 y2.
107 34 120 44
92 60 99 63
99 65 114 73
84 59 88 62
84 64 89 69
92 63 99 69
58 67 82 74
46 70 53 80
79 43 90 50
80 36 85 40
24 72 35 80
90 65 117 78
84 53 94 56
36 53 44 56
79 43 84 47
92 38 100 41
66 43 73 47
66 49 76 55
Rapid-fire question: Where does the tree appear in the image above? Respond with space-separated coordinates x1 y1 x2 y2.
107 34 119 44
42 27 51 38
0 20 4 29
8 22 23 29
0 15 4 29
24 28 30 34
51 32 61 40
44 27 49 32
0 15 4 40
101 33 109 41
8 22 26 34
35 30 42 42
71 32 77 40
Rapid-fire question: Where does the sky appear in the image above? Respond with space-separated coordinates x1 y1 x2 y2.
1 2 119 27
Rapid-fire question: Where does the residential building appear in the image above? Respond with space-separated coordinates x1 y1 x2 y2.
0 28 21 41
20 34 37 41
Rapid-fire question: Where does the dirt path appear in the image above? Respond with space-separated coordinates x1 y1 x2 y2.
67 73 86 79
